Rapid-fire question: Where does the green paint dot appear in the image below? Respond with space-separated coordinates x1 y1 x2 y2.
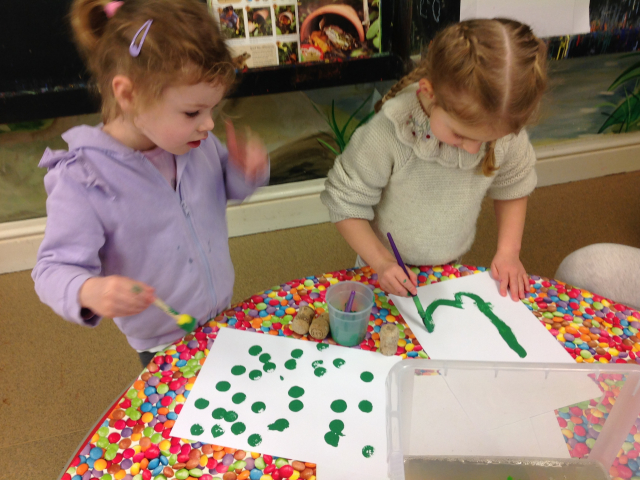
231 422 246 435
268 419 290 432
216 381 231 392
259 353 271 363
325 431 341 447
190 424 204 436
280 376 284 380
285 359 297 370
333 358 345 368
248 434 262 447
194 398 209 409
359 400 373 413
211 424 224 438
249 345 262 356
224 410 238 422
331 400 347 413
288 386 305 398
231 365 246 376
291 349 303 359
249 370 262 380
251 402 266 413
232 393 246 404
312 360 324 368
289 400 304 412
362 445 375 458
314 367 327 377
263 362 276 373
212 407 227 419
317 343 329 351
360 371 374 383
329 419 345 432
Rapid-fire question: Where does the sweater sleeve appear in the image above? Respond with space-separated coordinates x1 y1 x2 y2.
31 164 105 326
488 129 538 200
320 112 408 223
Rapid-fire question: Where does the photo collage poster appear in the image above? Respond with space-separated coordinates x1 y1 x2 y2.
207 0 382 69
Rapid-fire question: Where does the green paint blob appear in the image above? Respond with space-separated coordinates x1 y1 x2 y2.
263 362 276 373
249 370 262 381
423 292 527 358
194 398 209 409
223 410 238 422
251 401 266 413
231 365 246 376
280 376 284 380
360 371 374 383
231 422 246 435
358 400 373 413
259 353 272 363
190 424 204 436
317 343 330 351
291 349 303 359
285 359 297 370
289 400 304 412
268 419 290 432
212 408 227 419
331 400 347 413
314 367 327 377
312 360 324 368
232 393 246 404
329 419 345 433
248 434 262 447
211 424 225 438
325 431 341 447
249 345 262 356
288 386 305 398
362 445 375 458
333 358 345 368
216 381 231 392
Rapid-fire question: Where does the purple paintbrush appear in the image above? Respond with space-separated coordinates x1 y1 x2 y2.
345 290 356 312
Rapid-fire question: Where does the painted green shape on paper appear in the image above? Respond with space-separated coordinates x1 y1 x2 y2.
291 349 303 359
314 367 327 377
329 419 345 433
288 386 305 398
190 424 204 436
212 408 227 419
423 292 527 358
362 445 375 458
231 365 246 376
331 400 347 413
216 381 231 392
232 392 246 404
285 359 297 370
194 398 210 409
248 433 262 447
312 360 324 368
249 370 262 380
259 353 272 363
317 343 329 351
268 418 290 432
325 431 342 447
280 375 284 380
289 400 304 412
223 410 238 422
231 422 246 435
360 371 374 382
263 362 276 373
333 358 345 368
211 424 225 438
249 345 262 356
251 401 266 413
358 400 373 413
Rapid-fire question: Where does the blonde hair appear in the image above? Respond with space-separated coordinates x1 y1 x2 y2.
377 18 547 176
70 0 235 122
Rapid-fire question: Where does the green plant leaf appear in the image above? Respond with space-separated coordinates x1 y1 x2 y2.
340 92 374 138
317 138 341 156
598 91 640 133
366 19 380 40
608 61 640 90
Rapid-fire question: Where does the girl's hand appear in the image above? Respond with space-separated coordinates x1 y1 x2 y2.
490 251 528 301
373 258 418 297
79 275 155 318
225 120 268 182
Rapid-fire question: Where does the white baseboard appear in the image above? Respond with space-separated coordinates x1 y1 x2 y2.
2 133 640 275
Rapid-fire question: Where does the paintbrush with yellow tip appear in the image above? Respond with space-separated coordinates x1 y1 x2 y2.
153 298 198 333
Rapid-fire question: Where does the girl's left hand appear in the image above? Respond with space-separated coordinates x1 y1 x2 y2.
225 120 268 182
490 250 528 301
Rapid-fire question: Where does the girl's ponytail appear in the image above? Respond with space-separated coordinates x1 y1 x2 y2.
70 0 110 57
481 141 497 176
375 64 428 113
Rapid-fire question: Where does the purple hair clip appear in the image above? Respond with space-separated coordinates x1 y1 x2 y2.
129 19 153 57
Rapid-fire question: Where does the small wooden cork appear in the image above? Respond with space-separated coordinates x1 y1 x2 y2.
309 312 330 340
380 323 399 356
291 305 316 335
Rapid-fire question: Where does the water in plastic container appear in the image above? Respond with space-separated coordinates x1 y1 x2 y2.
325 280 374 346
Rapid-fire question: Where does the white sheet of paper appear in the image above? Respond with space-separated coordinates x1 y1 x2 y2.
409 374 572 458
389 272 574 363
460 0 590 38
172 328 401 480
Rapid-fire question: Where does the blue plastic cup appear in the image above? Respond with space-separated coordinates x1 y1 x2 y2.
326 281 375 347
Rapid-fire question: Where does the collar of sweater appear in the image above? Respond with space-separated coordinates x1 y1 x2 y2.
381 83 487 170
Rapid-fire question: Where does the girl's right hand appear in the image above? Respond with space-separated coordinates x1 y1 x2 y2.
79 275 155 318
373 258 418 297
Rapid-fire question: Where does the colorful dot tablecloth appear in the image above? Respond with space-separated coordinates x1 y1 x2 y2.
61 265 640 480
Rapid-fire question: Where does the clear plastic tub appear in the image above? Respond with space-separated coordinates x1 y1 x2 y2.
386 359 640 480
326 280 374 346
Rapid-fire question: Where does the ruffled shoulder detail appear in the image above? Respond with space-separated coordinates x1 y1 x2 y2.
381 83 486 170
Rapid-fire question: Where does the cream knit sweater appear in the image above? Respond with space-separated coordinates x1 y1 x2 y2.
320 83 537 266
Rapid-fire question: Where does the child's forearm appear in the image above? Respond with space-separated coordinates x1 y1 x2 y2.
335 218 396 270
493 197 528 255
